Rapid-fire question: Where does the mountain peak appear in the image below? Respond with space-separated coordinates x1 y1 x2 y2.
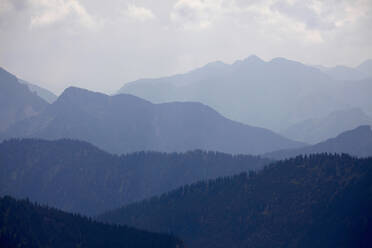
233 55 264 66
244 54 263 62
58 86 105 101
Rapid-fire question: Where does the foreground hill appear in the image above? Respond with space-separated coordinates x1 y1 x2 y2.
119 56 372 131
99 154 372 248
0 196 183 248
0 139 270 215
282 108 372 144
268 125 372 159
2 86 303 155
0 67 48 131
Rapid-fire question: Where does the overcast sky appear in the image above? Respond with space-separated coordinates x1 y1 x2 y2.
1 0 371 94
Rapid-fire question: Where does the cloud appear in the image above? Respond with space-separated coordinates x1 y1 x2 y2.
170 0 229 29
271 0 335 30
0 0 371 94
125 4 156 22
29 0 98 29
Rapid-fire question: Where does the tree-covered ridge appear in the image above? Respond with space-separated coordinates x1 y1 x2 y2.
0 138 270 215
0 196 183 248
99 154 372 248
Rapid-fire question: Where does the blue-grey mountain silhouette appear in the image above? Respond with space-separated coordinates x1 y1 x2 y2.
3 86 303 155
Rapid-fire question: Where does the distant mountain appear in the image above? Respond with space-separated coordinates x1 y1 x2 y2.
99 154 372 248
19 79 58 103
119 56 372 131
0 196 183 248
267 125 372 159
319 65 369 81
0 139 270 215
2 86 303 155
0 67 48 131
357 59 372 77
282 108 372 144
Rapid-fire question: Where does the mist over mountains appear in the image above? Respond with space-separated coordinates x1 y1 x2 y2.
0 67 48 132
282 108 372 144
1 54 371 248
119 56 372 132
1 72 303 155
18 79 58 103
266 125 372 160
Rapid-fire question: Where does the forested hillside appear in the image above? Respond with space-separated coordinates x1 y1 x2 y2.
0 196 183 248
100 154 372 248
0 138 269 215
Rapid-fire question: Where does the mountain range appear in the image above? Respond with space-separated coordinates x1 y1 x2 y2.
1 81 304 155
282 108 372 144
119 56 372 132
18 79 58 103
0 67 48 132
0 139 270 215
99 154 372 248
267 125 372 159
315 59 372 81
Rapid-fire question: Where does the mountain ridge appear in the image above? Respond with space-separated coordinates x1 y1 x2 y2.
3 86 304 155
267 125 372 159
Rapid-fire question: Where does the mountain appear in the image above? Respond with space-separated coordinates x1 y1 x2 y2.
357 59 372 77
318 65 369 81
19 79 58 103
282 108 372 144
0 139 270 215
0 196 183 248
119 56 372 131
267 125 372 159
0 67 48 131
2 86 303 155
99 154 372 248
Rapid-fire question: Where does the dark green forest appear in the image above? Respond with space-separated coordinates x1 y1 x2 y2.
0 138 270 215
99 154 372 248
0 196 183 248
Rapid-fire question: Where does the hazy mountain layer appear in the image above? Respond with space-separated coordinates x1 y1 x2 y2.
267 125 372 159
3 86 303 155
19 79 58 103
0 67 47 131
0 196 183 248
119 56 372 131
99 154 372 248
0 139 270 215
282 108 372 144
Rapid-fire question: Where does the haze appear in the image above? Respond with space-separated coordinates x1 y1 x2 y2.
1 0 372 94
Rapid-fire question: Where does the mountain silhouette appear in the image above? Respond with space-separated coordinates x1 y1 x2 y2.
0 67 47 131
282 108 372 144
18 79 58 103
267 125 372 159
119 56 372 131
0 139 270 215
3 86 303 155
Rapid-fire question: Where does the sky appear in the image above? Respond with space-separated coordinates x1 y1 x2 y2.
0 0 371 94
